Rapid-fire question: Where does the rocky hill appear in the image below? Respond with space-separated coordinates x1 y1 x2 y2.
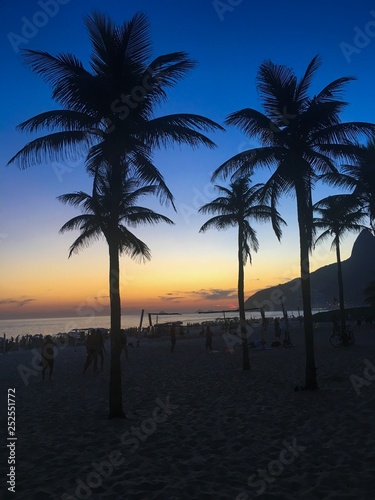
244 230 375 311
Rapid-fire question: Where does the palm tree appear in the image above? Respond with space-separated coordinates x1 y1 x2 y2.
58 172 173 417
8 12 222 194
212 56 375 389
324 138 375 233
198 177 285 370
313 194 368 344
8 12 223 417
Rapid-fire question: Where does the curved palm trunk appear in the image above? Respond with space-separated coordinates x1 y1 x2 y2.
238 223 250 370
296 190 318 390
108 238 125 418
335 239 348 344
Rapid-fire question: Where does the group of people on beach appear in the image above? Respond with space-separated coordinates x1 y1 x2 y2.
1 333 49 353
39 328 130 380
170 325 213 352
83 328 131 372
38 329 106 381
37 317 294 381
83 329 106 373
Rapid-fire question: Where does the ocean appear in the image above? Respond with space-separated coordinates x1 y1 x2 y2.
0 310 307 339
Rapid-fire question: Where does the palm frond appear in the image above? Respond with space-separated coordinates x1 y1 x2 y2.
59 214 98 233
314 76 355 103
119 12 152 68
122 207 174 227
147 52 196 90
294 55 321 106
199 214 237 232
141 114 224 150
320 172 357 191
313 229 334 249
23 49 97 112
86 12 119 75
57 192 92 208
7 131 93 169
243 221 259 253
17 110 99 133
22 49 89 88
212 146 282 180
127 151 175 208
314 122 375 145
117 226 151 261
225 108 280 144
67 226 104 257
257 60 299 123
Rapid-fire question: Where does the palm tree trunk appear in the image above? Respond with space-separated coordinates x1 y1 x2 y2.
238 223 250 370
335 239 348 344
108 239 125 418
296 190 318 390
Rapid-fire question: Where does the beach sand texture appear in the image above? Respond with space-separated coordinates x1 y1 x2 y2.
1 322 375 499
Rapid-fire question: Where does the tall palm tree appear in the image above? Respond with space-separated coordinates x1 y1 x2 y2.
212 56 375 389
8 12 223 417
198 177 285 370
58 172 173 417
313 194 368 344
8 12 222 194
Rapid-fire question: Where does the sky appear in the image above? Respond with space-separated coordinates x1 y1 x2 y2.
0 0 374 320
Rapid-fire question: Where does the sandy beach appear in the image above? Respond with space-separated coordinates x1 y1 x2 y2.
1 322 375 499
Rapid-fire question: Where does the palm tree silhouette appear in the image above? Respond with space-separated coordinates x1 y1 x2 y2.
9 12 222 185
325 139 375 234
58 172 173 417
212 56 375 388
199 177 285 370
313 194 367 344
8 12 223 417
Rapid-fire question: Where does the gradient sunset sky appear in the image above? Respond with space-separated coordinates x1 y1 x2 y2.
1 0 374 319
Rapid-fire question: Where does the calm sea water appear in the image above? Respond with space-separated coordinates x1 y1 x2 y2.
0 310 307 339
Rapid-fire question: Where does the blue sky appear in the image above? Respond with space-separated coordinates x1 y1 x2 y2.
0 0 374 319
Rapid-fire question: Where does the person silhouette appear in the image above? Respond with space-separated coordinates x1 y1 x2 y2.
93 329 105 371
41 335 56 380
205 326 213 351
170 325 176 353
274 318 281 339
83 330 97 373
121 329 129 361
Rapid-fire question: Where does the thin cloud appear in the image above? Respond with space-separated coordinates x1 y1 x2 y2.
158 292 186 302
0 298 36 307
159 288 238 303
188 288 237 301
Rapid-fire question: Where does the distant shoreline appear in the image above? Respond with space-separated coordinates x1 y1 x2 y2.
0 310 302 339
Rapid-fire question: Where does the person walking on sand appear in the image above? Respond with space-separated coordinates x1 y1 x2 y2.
121 329 128 361
205 326 213 351
170 325 176 353
83 329 97 373
41 335 56 380
274 318 281 339
93 329 105 371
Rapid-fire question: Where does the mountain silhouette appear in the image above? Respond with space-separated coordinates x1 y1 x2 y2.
245 229 375 311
